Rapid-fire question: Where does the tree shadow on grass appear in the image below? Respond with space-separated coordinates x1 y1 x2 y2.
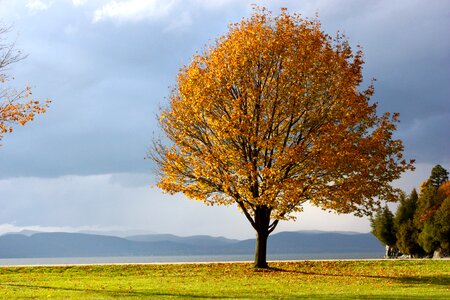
0 283 231 298
395 275 450 286
253 265 450 287
288 270 450 287
253 266 289 273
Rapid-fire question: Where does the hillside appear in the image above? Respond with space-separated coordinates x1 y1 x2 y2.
0 231 384 258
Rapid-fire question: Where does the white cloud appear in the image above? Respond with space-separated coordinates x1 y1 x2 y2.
72 0 86 6
26 0 52 11
192 0 241 9
93 0 176 23
91 0 244 23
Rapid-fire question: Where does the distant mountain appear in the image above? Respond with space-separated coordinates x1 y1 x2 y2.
79 229 157 238
14 230 41 236
126 234 239 247
0 231 384 259
0 233 203 258
223 231 383 254
269 231 383 253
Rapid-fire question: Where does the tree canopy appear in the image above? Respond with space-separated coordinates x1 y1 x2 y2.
394 189 423 256
152 7 414 267
429 165 449 187
371 206 396 248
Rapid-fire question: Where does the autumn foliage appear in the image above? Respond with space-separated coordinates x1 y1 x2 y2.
152 7 414 267
0 25 49 143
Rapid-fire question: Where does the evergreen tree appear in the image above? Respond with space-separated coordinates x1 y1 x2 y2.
415 166 449 256
418 222 440 254
395 189 424 256
434 195 450 254
418 181 450 256
430 165 449 187
371 206 397 257
395 189 417 225
396 219 424 257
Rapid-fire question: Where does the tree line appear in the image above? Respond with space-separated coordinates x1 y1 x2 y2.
371 165 450 258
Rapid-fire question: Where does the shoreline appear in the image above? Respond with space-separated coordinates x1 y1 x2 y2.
2 257 447 268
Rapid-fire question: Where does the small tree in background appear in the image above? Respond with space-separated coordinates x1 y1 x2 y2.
371 206 397 257
416 174 450 257
432 186 450 256
0 24 49 144
152 7 414 268
395 189 418 225
394 189 424 257
429 165 449 188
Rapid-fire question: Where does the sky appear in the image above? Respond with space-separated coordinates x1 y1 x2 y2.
0 0 449 239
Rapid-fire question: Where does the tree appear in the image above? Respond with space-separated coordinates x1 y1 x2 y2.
429 165 449 188
151 7 414 268
394 189 424 257
0 24 49 143
370 206 397 257
395 189 418 226
415 166 450 256
396 220 424 257
411 166 450 256
433 190 450 255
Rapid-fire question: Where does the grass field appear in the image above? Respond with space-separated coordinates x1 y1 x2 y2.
0 259 449 299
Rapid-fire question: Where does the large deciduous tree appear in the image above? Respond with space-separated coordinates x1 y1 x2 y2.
0 24 49 143
151 7 414 268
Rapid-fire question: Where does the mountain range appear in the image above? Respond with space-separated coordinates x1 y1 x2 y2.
0 231 384 258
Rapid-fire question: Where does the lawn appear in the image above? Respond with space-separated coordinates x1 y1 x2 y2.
0 259 448 299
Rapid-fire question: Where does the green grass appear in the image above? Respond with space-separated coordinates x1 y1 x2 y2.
0 260 449 299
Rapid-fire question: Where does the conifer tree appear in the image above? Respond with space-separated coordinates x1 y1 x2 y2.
394 189 424 256
430 165 449 187
371 206 397 257
415 166 449 256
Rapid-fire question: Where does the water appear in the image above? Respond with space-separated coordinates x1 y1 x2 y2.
0 252 383 266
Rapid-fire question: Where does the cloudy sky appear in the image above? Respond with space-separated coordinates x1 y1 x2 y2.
0 0 448 239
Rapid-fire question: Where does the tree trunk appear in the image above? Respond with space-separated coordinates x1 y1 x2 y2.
254 230 269 268
253 206 271 268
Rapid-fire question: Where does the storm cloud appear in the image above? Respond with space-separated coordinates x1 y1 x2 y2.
0 0 448 237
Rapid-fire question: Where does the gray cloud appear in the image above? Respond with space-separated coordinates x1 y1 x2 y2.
0 0 248 178
1 0 447 179
0 1 448 236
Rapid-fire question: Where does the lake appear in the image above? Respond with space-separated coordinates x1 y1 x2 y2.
0 252 384 266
